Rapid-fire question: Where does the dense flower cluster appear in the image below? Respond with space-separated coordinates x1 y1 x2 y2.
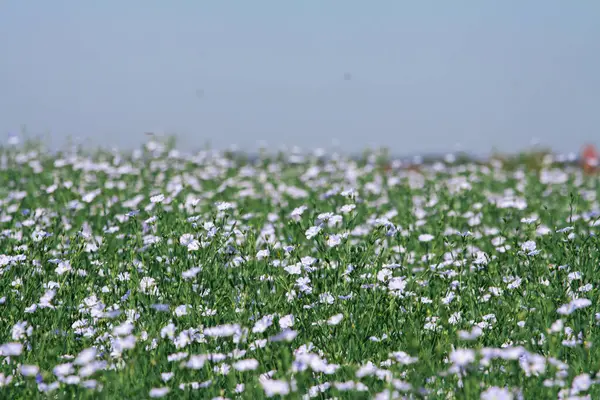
0 139 599 399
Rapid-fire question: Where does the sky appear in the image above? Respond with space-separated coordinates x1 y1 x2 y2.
1 1 599 155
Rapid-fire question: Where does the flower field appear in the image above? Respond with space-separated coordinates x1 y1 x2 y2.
1 141 600 399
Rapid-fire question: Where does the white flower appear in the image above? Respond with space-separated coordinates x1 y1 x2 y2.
149 387 170 398
0 373 13 387
340 204 356 214
161 323 176 339
418 234 434 242
317 212 334 222
53 363 74 377
571 373 592 394
448 312 462 325
82 190 101 203
31 230 48 242
327 234 342 247
0 342 23 356
305 226 322 239
233 359 259 371
179 233 194 245
521 240 536 253
327 313 344 326
301 256 316 266
179 234 200 251
186 355 207 369
112 322 134 336
11 321 32 341
568 271 582 281
458 326 483 341
269 329 298 342
252 315 274 333
377 269 392 282
174 305 189 317
319 293 335 304
150 194 165 203
521 216 538 224
216 201 234 211
548 319 564 333
259 377 290 397
557 298 592 315
291 205 307 221
578 283 593 292
75 347 97 365
204 324 241 337
113 335 137 352
424 316 440 331
256 249 270 260
356 362 377 378
449 348 475 367
390 351 418 365
140 277 157 294
55 261 72 275
20 365 39 377
284 263 302 275
388 277 407 291
279 314 295 329
182 266 202 279
480 386 513 400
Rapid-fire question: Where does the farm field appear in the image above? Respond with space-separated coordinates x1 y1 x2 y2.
1 141 600 399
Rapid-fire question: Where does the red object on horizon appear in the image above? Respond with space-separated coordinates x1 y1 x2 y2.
582 144 599 174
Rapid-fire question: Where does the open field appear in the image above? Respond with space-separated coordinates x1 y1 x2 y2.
1 140 600 399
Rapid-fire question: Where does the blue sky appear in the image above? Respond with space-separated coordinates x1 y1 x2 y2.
1 1 599 154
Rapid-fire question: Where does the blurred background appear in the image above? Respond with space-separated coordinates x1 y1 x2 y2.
1 1 599 157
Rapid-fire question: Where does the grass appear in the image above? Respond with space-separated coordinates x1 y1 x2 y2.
0 138 599 399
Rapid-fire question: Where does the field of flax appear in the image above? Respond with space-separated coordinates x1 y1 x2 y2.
1 140 600 399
